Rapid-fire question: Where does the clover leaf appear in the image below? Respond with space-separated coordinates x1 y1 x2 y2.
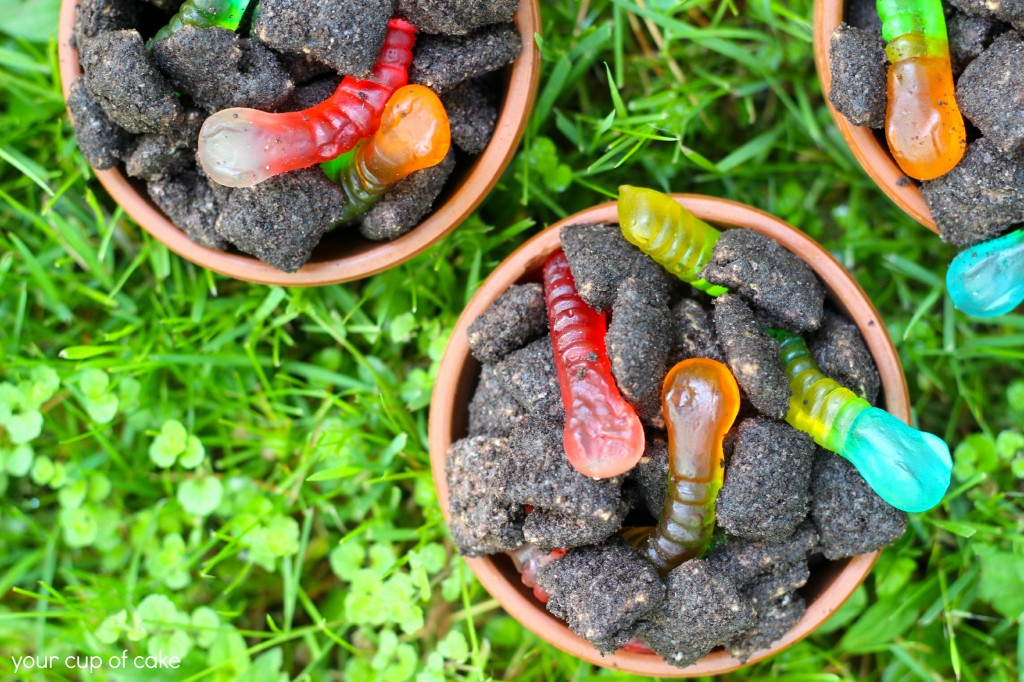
3 443 33 476
30 455 54 485
145 533 190 590
27 366 59 407
149 419 204 469
177 476 223 517
60 505 98 548
96 609 128 645
329 542 367 582
6 410 42 445
148 629 193 661
77 369 119 425
178 434 206 470
191 607 221 650
137 594 179 627
0 382 22 423
58 478 88 509
262 515 300 558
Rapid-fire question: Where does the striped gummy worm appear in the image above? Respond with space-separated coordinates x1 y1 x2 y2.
198 18 417 188
617 185 727 296
616 185 950 510
876 0 966 180
152 0 253 43
638 359 740 576
772 330 951 512
331 85 450 224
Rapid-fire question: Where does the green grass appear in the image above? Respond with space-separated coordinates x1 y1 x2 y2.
1 0 1023 680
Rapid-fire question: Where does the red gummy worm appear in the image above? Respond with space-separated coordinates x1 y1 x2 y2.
199 18 418 188
509 544 565 604
622 638 656 655
542 251 645 479
302 17 417 149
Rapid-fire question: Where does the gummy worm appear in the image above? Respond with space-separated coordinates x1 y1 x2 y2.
622 639 656 655
509 543 565 604
332 85 451 224
638 359 740 576
877 0 966 180
198 18 417 188
617 185 727 295
771 330 951 512
543 251 646 479
946 229 1024 318
321 151 355 185
617 186 952 510
152 0 253 43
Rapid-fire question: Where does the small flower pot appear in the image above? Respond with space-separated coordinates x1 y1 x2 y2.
428 195 911 676
57 0 541 286
813 0 938 232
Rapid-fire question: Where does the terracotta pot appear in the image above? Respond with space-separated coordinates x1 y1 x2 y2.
428 195 910 677
57 0 541 286
813 0 938 233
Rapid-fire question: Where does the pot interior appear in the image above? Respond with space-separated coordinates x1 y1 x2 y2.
445 217 869 658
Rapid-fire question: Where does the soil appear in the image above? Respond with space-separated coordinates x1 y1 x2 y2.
633 559 754 667
214 168 347 271
716 418 816 543
827 23 887 129
253 0 392 77
408 25 523 95
445 436 524 558
493 336 564 421
537 540 666 655
467 364 528 438
359 149 458 242
523 489 634 552
702 228 826 332
828 3 1024 248
670 298 723 364
957 33 1024 154
151 26 294 112
70 0 522 271
442 79 500 155
633 438 670 517
713 294 792 420
605 278 674 423
559 223 678 312
446 221 907 668
396 0 519 36
810 311 882 403
811 449 908 560
921 139 1024 247
467 283 546 364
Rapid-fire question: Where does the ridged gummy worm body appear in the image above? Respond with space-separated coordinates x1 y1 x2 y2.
152 0 253 43
877 0 966 180
333 85 451 224
543 251 645 479
774 332 869 451
509 543 565 604
617 185 727 296
198 19 417 188
639 359 740 575
771 329 952 512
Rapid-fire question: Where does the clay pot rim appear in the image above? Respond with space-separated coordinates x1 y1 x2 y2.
428 194 910 677
812 0 938 233
56 0 542 286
